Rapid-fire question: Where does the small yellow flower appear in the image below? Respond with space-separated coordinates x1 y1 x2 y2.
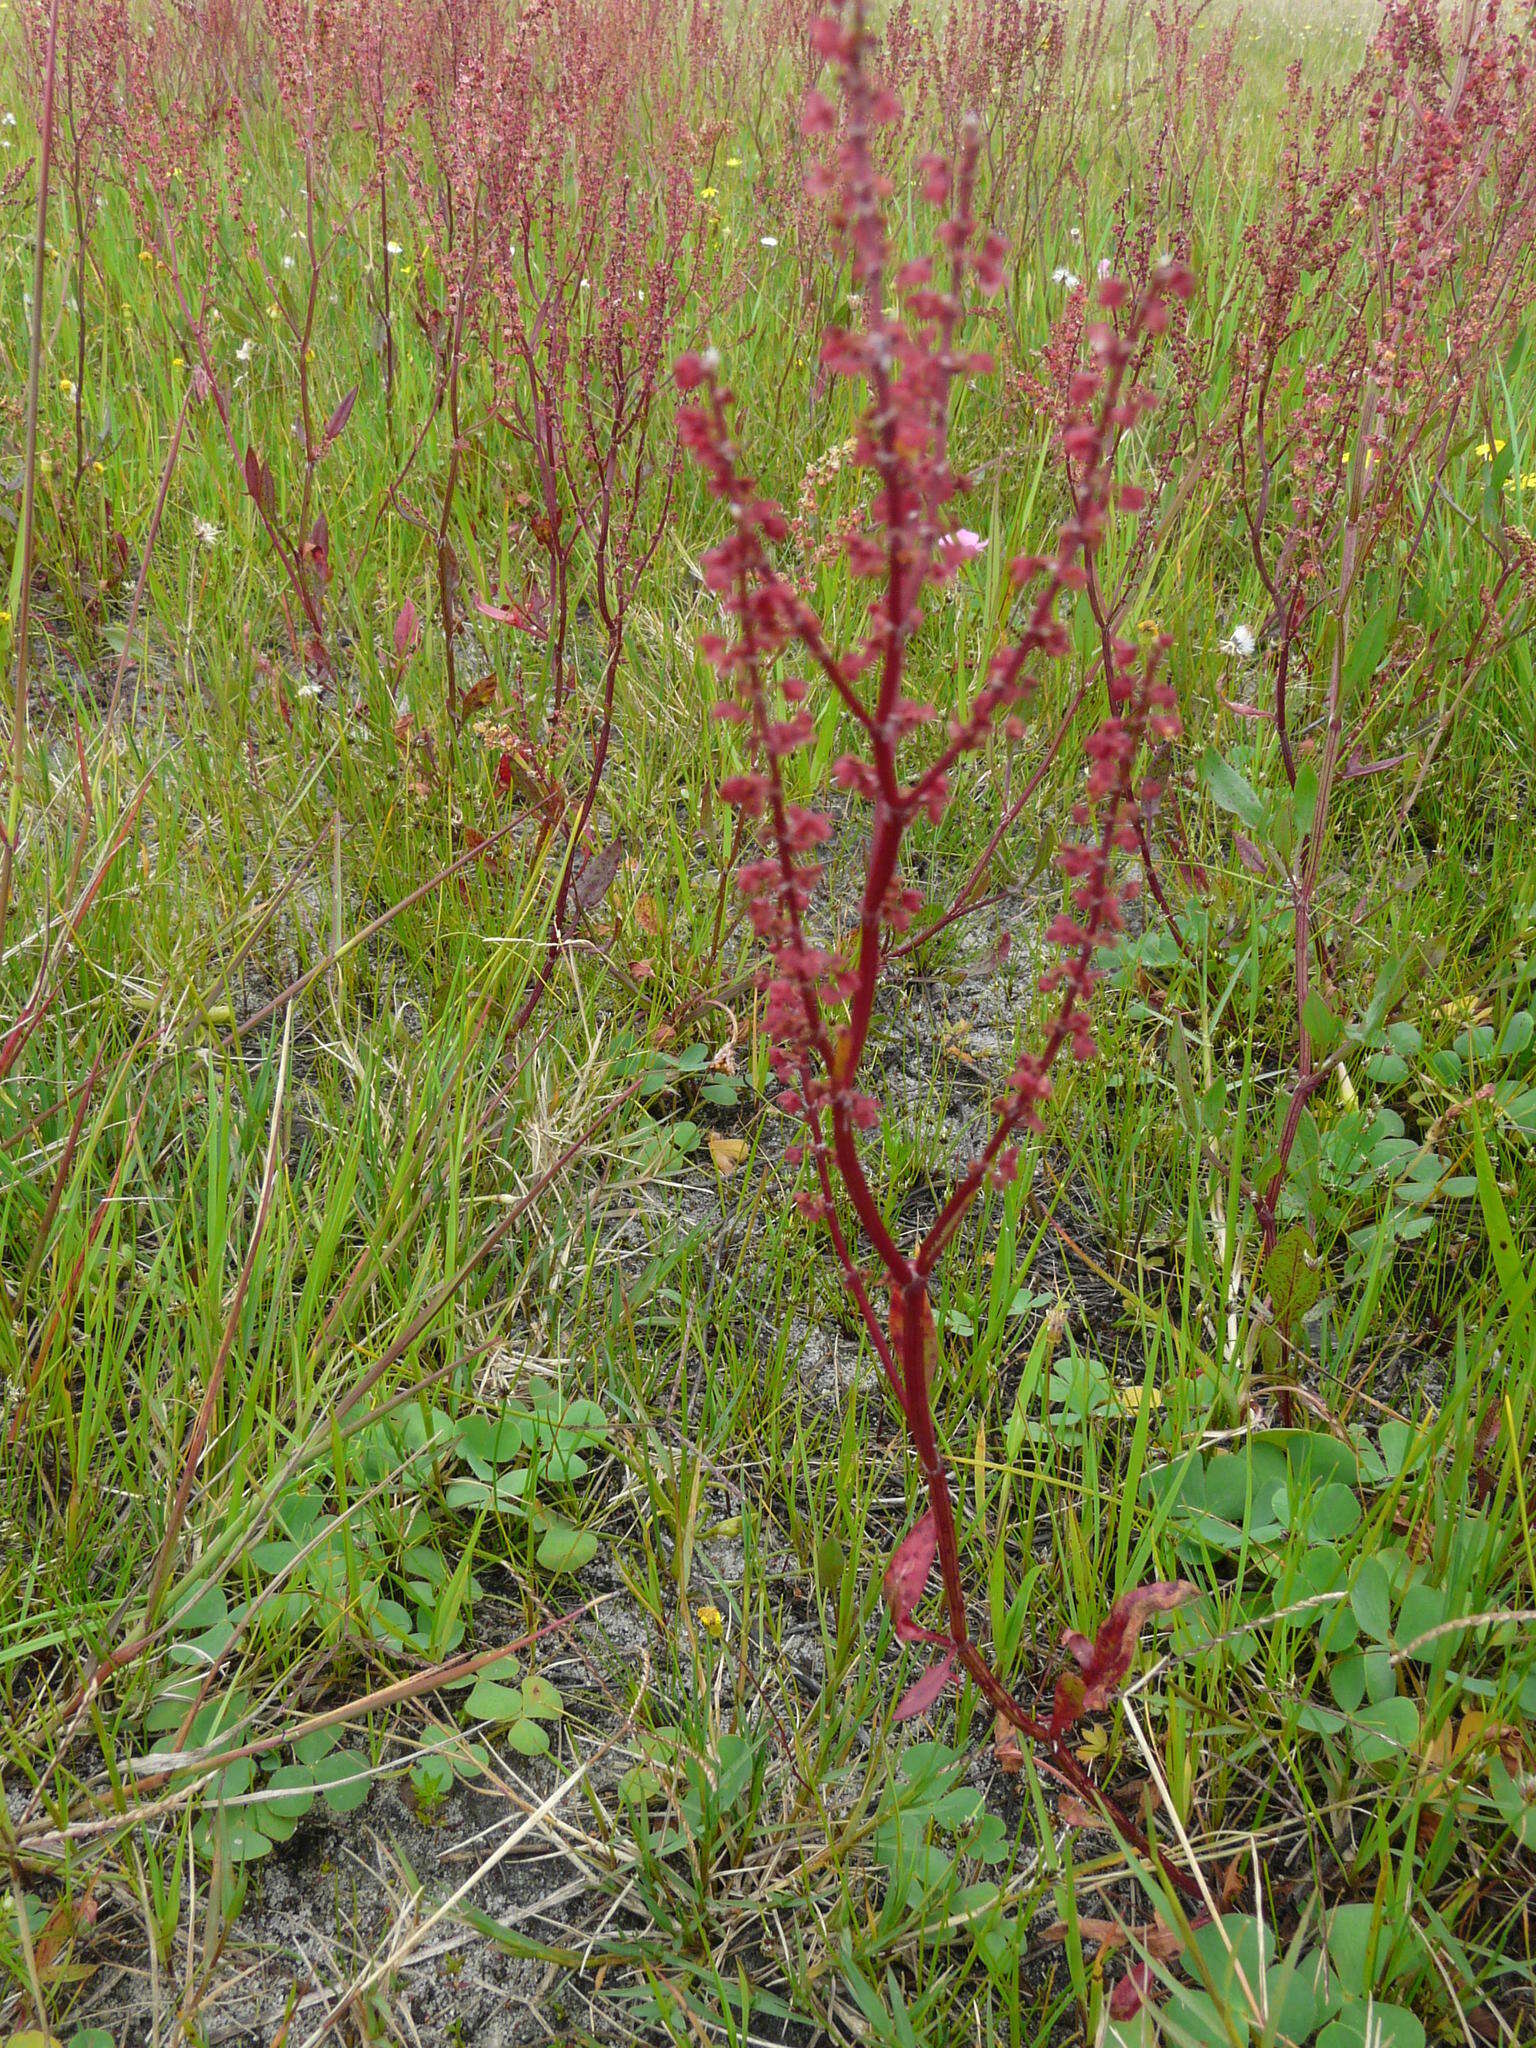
725 156 742 167
267 302 281 321
138 248 153 263
304 345 315 362
0 608 11 626
1138 617 1161 640
171 355 185 369
91 460 103 474
59 375 75 397
696 1604 723 1636
699 185 717 200
1475 438 1507 459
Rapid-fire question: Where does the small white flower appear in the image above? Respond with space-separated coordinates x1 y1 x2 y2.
1221 623 1257 658
386 240 403 256
1051 266 1082 289
295 678 322 699
282 254 296 270
1 112 15 128
1068 225 1082 242
235 337 255 363
193 517 221 548
760 235 778 248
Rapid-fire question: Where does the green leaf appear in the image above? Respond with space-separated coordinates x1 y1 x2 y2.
536 1522 598 1573
1303 1483 1360 1543
200 1813 272 1864
1162 1984 1244 2048
410 1754 455 1804
503 1718 551 1756
1186 1911 1276 2006
1324 1904 1384 1996
1350 1556 1394 1644
714 1733 755 1813
1268 1944 1340 2044
310 1748 372 1814
464 1678 525 1723
1301 991 1342 1058
1341 598 1394 706
457 1411 529 1468
1330 1650 1366 1713
1377 1421 1426 1478
1200 747 1267 831
520 1673 562 1720
294 1725 341 1766
1348 1696 1418 1767
1395 1581 1447 1653
1318 2005 1424 2048
1496 1009 1534 1058
260 1762 317 1832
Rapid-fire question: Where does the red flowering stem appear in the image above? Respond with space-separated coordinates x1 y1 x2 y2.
679 1 1200 1904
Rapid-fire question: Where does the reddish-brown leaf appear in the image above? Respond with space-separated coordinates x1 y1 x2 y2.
1051 1580 1195 1735
893 1651 955 1723
1108 1961 1155 2020
992 1709 1025 1774
324 385 358 444
883 1509 939 1642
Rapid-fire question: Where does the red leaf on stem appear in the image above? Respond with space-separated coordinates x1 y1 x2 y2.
882 1508 939 1643
242 444 275 520
393 598 419 661
323 385 358 444
1109 1961 1155 2019
893 1652 956 1722
1051 1580 1195 1737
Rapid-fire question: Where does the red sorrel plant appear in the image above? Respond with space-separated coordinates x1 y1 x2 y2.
121 18 316 661
1221 0 1536 1260
345 0 411 433
677 5 1199 1890
486 5 707 1028
18 0 126 498
391 0 524 731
